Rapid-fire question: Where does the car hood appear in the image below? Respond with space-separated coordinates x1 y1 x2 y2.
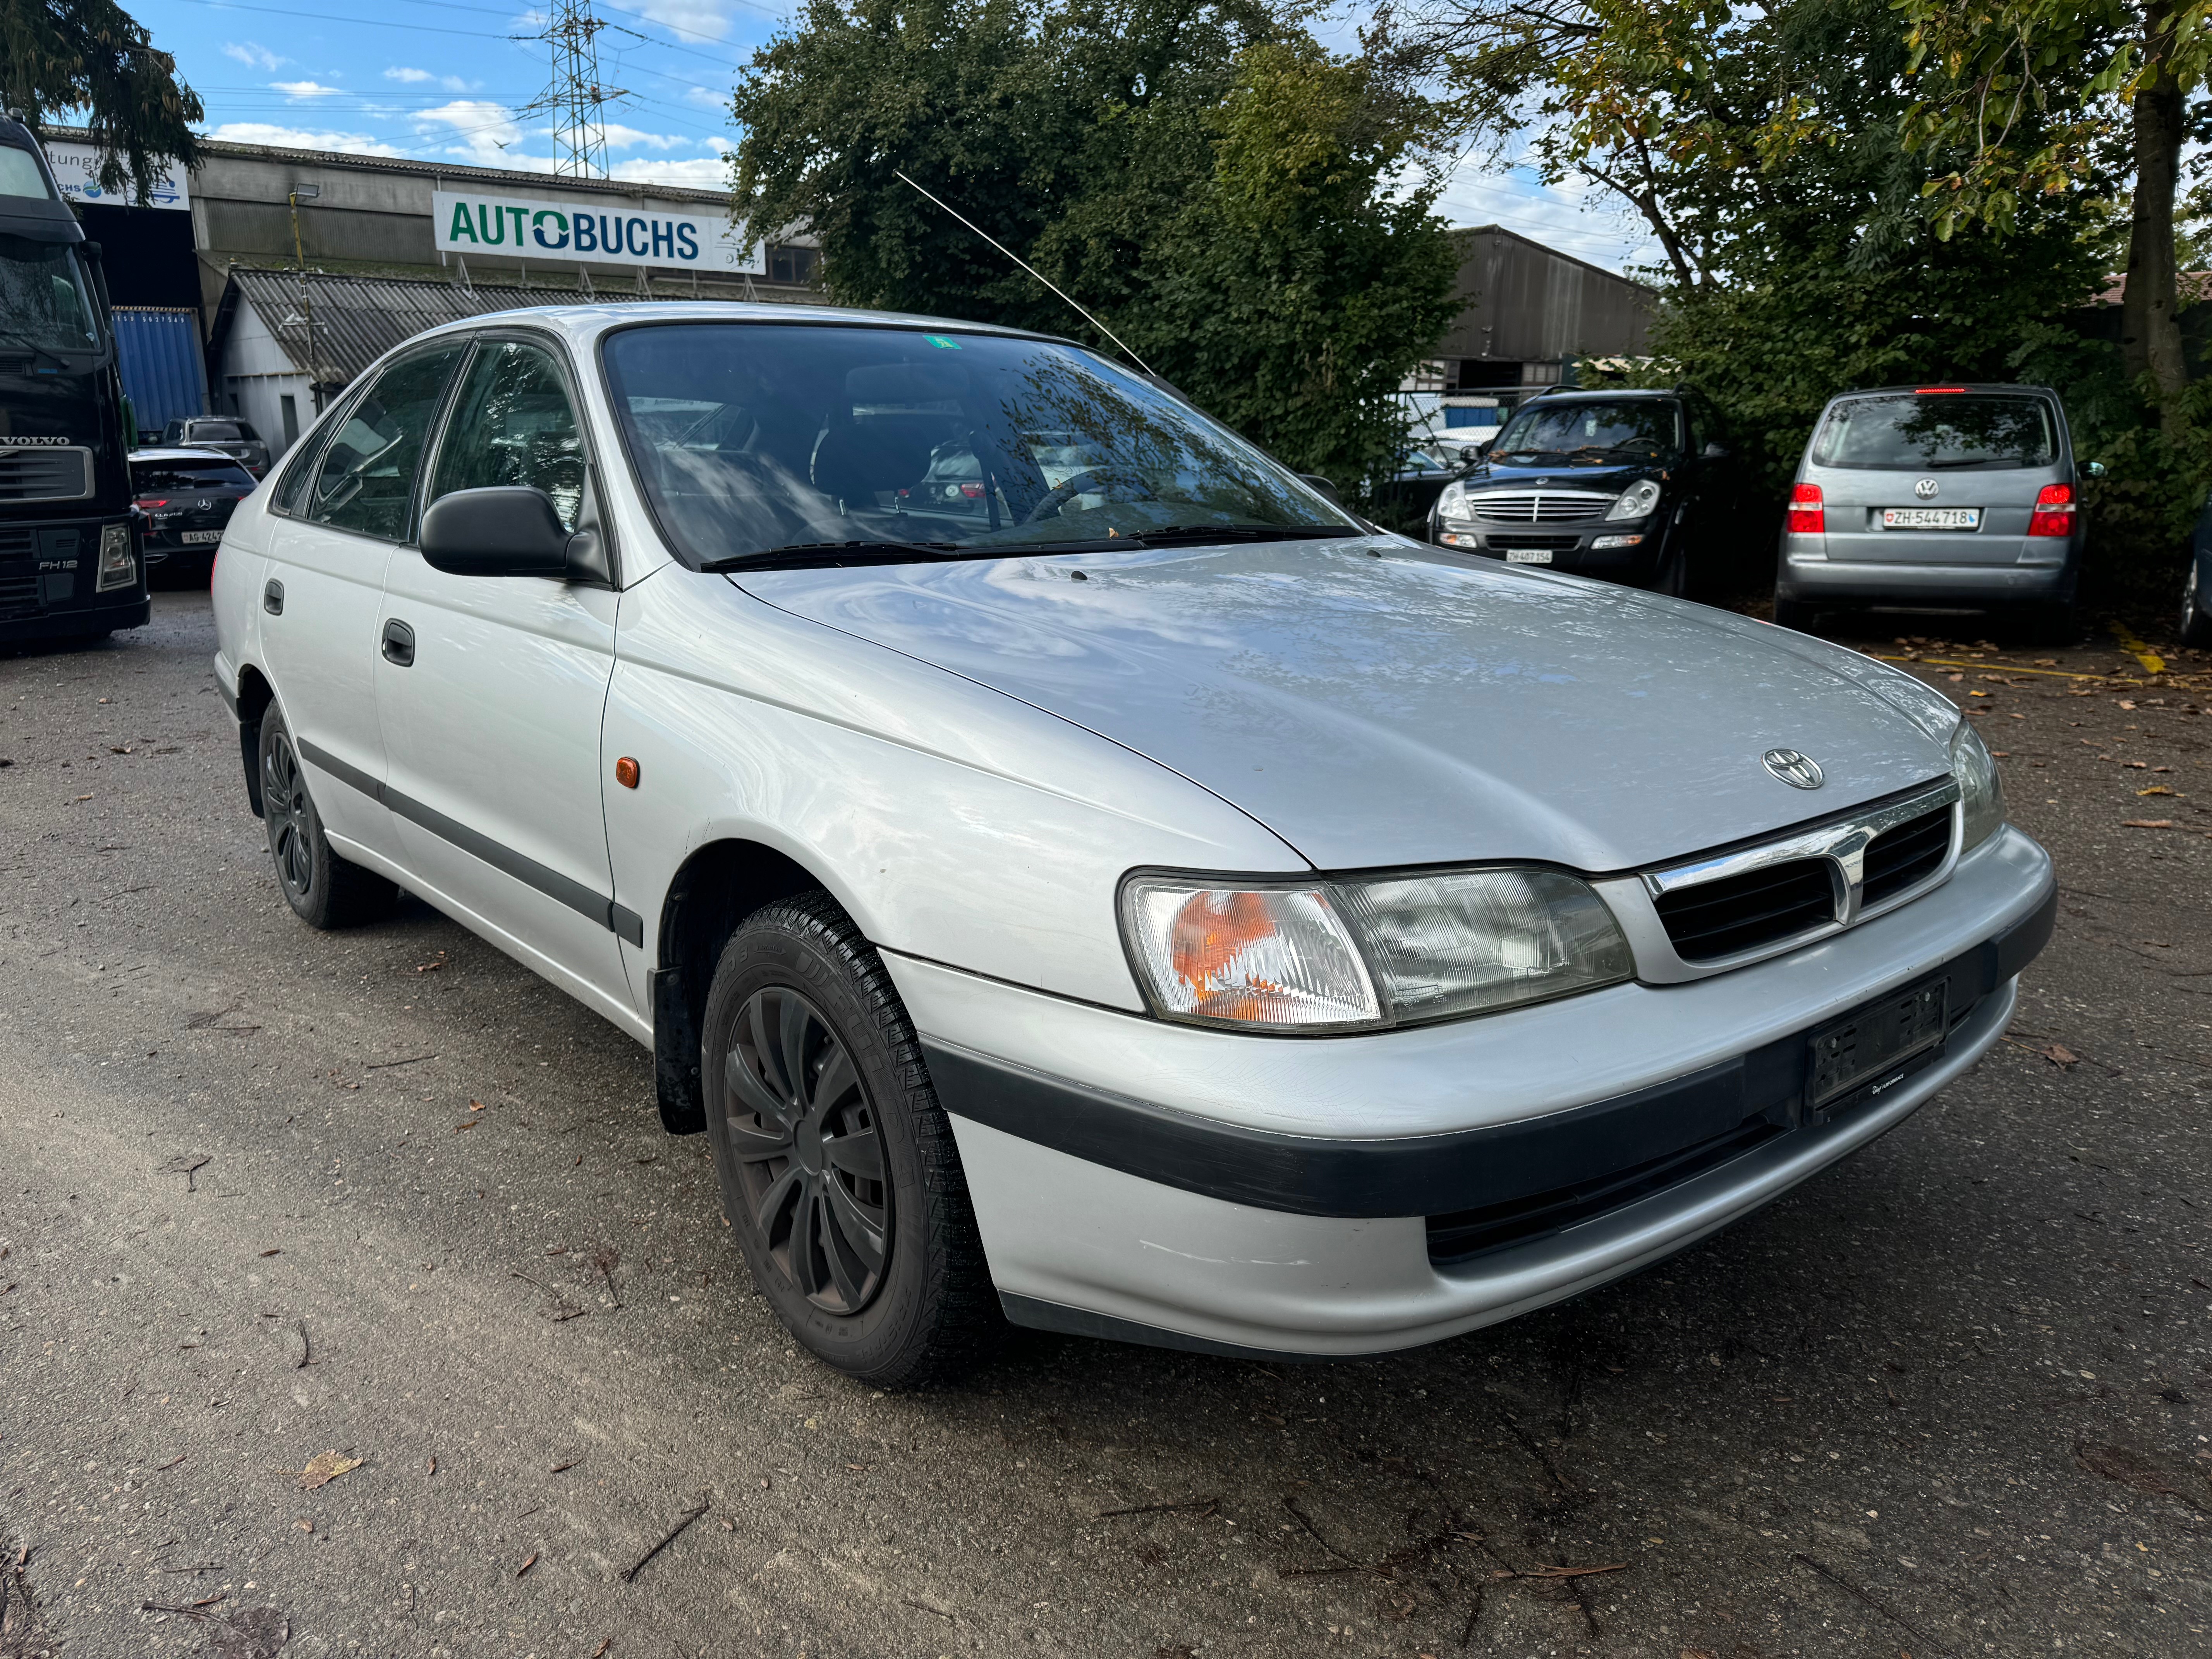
734 539 1955 872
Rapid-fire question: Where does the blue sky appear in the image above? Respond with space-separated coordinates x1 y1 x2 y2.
132 0 1656 271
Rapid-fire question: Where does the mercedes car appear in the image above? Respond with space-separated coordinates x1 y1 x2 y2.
210 305 2055 1386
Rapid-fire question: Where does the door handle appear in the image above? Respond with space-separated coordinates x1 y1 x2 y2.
262 578 284 615
380 618 416 668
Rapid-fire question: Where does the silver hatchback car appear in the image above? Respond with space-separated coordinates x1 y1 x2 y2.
1775 384 2086 639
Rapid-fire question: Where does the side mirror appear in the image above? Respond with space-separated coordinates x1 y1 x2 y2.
420 486 600 580
1701 441 1729 460
1297 472 1344 507
1460 441 1491 465
2083 460 2107 478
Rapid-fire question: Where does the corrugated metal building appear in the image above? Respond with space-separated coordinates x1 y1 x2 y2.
1434 225 1656 387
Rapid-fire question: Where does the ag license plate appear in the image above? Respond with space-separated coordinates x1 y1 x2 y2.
181 529 222 545
1807 976 1949 1112
1881 508 1980 530
1503 549 1553 564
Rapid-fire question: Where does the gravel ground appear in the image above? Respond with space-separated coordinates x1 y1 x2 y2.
1 593 2207 1659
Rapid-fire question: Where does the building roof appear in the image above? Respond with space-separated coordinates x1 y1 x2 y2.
42 124 733 210
212 266 743 387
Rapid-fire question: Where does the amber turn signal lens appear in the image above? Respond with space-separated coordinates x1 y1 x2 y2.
615 756 641 789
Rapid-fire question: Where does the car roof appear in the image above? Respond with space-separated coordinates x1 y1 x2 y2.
130 447 256 464
1829 383 2057 399
1520 387 1681 401
385 300 1082 356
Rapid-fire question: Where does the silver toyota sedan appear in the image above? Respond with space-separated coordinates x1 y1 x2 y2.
210 305 2056 1386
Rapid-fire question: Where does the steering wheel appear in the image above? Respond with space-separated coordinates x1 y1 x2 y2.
1020 467 1159 526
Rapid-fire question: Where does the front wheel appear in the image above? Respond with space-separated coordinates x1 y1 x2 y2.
2182 562 2212 647
702 893 996 1387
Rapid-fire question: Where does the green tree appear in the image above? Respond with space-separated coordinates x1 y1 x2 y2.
0 0 203 200
727 0 1459 496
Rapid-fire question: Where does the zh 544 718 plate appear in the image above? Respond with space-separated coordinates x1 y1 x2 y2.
1807 975 1949 1113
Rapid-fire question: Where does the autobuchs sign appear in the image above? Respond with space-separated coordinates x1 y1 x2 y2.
430 190 764 275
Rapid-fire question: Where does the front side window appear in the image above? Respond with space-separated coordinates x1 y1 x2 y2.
307 347 465 539
1491 399 1682 464
600 323 1353 566
1811 395 2057 471
0 234 99 356
430 340 585 529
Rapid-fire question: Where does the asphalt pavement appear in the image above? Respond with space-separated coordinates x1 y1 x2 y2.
2 592 2208 1659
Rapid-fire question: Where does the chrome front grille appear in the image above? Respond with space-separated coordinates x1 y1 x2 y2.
1468 490 1613 523
0 447 93 503
1593 778 1963 983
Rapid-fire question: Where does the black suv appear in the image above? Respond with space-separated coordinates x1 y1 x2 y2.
1425 388 1731 594
129 448 258 580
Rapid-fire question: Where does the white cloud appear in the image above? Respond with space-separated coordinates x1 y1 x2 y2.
683 85 729 110
205 122 405 156
597 123 686 152
413 99 536 165
272 80 345 100
384 66 433 82
1435 160 1657 275
624 0 736 41
608 155 732 189
223 41 284 70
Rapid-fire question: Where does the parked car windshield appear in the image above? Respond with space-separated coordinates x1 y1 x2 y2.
0 235 100 356
600 323 1357 565
188 421 251 442
1811 394 2056 470
132 458 258 491
1489 398 1681 464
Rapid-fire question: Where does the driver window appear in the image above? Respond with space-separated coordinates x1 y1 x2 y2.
429 341 586 529
307 347 465 540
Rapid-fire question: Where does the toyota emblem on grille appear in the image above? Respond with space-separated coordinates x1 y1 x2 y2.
1762 749 1824 789
1913 477 1939 499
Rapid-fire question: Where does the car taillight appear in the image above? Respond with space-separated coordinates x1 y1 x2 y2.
134 497 168 510
959 483 983 499
1786 482 1824 535
2028 481 2075 537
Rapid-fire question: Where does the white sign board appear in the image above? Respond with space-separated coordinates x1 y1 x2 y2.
41 143 190 211
432 189 763 275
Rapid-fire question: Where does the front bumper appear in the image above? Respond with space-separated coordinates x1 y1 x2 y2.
0 515 149 642
1434 514 1658 577
894 825 2054 1357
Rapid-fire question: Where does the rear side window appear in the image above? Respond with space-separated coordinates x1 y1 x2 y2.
1812 395 2056 471
306 347 466 539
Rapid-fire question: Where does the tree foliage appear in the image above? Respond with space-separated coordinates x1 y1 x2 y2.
0 0 203 199
728 0 1460 496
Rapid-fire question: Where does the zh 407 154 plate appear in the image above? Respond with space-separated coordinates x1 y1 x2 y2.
1807 975 1949 1113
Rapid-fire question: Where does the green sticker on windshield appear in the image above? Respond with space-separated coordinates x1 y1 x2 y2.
923 335 962 350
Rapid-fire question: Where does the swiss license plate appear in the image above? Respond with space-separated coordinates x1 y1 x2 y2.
1807 976 1949 1112
181 529 222 545
1881 508 1980 530
1503 549 1553 564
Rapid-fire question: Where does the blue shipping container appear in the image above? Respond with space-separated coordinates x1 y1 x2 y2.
112 308 208 438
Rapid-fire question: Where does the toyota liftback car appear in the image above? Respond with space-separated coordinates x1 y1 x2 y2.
210 304 2056 1387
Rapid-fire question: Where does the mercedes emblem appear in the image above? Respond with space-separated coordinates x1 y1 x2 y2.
1762 749 1825 790
1913 477 1939 500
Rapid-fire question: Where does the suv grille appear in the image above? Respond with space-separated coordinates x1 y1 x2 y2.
1470 491 1612 522
1654 859 1836 962
0 527 40 620
1860 803 1953 905
0 447 92 502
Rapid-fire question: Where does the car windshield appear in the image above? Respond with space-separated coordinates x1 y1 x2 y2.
134 460 256 491
600 323 1356 565
1489 399 1681 463
1811 395 2056 470
189 421 247 442
0 147 52 201
0 235 100 356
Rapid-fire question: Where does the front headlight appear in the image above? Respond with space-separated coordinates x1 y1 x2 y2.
1949 720 2006 851
1120 867 1633 1032
95 522 136 591
1436 480 1471 520
1606 479 1662 520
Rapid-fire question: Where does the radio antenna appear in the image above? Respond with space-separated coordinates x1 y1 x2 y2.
893 170 1155 377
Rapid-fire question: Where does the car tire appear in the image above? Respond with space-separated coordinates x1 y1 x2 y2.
701 892 997 1388
1650 543 1688 598
257 707 398 929
2182 563 2212 647
1771 598 1820 632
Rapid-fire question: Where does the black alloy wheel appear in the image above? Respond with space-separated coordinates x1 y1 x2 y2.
256 707 397 929
701 893 995 1386
724 985 891 1314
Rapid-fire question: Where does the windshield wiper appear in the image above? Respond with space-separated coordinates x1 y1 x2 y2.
0 327 76 370
700 539 968 572
1131 524 1362 545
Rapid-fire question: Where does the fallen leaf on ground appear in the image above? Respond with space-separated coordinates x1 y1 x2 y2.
259 1249 280 1257
2138 785 2176 795
516 1552 537 1578
452 1120 478 1133
211 1606 289 1659
298 1451 363 1491
2122 819 2179 829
